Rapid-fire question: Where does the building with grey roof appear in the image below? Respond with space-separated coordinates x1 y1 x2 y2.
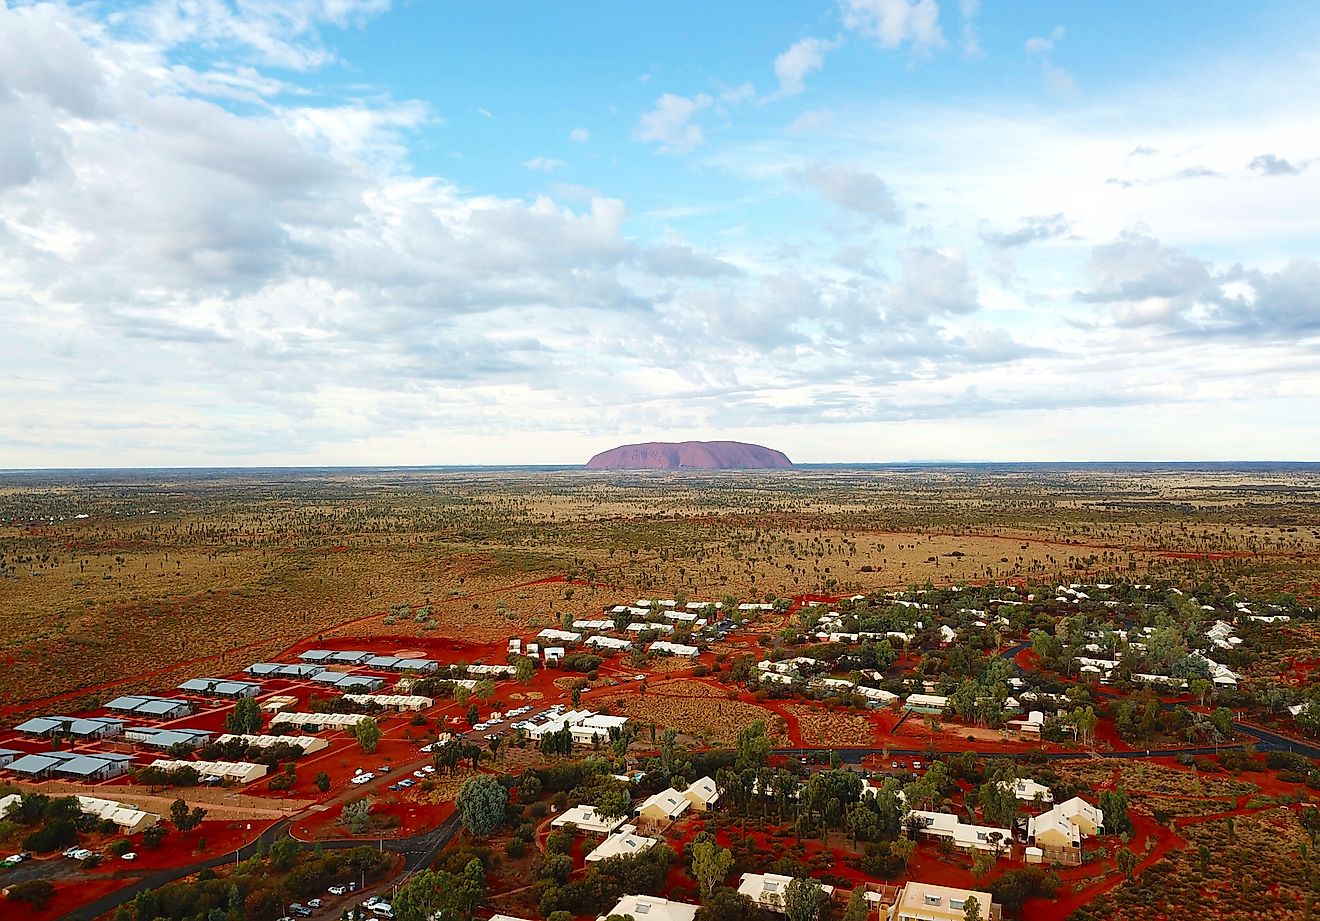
245 663 325 679
13 716 124 739
105 696 193 719
123 726 212 750
177 678 261 698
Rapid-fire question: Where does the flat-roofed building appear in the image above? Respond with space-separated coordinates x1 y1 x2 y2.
892 881 1000 921
270 711 372 731
76 796 159 834
537 628 582 645
738 873 835 913
214 734 329 754
14 716 125 740
585 824 657 862
150 758 268 784
124 726 212 750
10 750 137 782
596 896 697 921
177 679 261 699
245 663 325 679
105 696 193 720
343 694 433 711
903 694 949 714
648 641 699 657
551 804 627 836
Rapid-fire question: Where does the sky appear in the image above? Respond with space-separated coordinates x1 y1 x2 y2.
2 0 1319 467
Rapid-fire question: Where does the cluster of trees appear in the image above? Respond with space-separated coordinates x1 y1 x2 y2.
223 697 263 735
534 832 675 917
134 764 201 788
122 842 393 921
169 798 207 832
197 736 305 768
456 775 508 838
393 858 487 921
350 717 382 753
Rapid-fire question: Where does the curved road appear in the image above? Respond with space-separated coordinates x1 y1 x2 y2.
65 813 462 921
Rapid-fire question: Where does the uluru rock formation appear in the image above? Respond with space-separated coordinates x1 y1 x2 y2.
586 441 794 470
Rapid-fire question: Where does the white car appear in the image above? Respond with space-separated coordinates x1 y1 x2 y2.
328 886 347 896
421 765 435 774
121 852 137 861
350 772 375 785
413 769 427 778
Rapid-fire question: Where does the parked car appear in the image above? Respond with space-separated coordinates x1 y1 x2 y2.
307 899 323 909
399 779 414 788
912 761 923 771
412 769 427 778
421 765 435 774
377 765 392 773
121 852 137 861
328 886 347 896
350 772 375 785
289 903 313 917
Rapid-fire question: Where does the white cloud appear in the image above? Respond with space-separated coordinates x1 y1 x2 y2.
1025 25 1066 55
958 0 982 58
569 127 590 143
773 37 839 97
1040 61 1078 95
788 162 903 222
523 157 567 172
839 0 945 51
636 92 713 153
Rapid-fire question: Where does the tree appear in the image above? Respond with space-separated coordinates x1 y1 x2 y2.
225 697 263 735
971 849 995 883
315 770 331 792
691 836 735 899
781 878 826 921
457 774 507 838
170 798 206 832
1116 847 1138 880
515 656 536 685
735 721 772 772
351 717 382 753
597 787 631 820
5 880 55 910
963 895 983 921
343 798 373 835
840 888 869 921
473 679 497 702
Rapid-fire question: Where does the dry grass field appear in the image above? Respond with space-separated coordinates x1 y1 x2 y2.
599 690 790 746
2 465 1318 714
782 703 876 748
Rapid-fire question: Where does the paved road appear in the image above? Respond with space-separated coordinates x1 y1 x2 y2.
64 812 463 921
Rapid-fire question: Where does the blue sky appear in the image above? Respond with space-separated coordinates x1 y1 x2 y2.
2 0 1319 465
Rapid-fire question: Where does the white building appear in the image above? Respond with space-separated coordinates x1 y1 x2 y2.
648 641 699 657
596 896 697 921
551 804 627 836
905 810 1012 854
737 873 835 913
585 824 657 862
